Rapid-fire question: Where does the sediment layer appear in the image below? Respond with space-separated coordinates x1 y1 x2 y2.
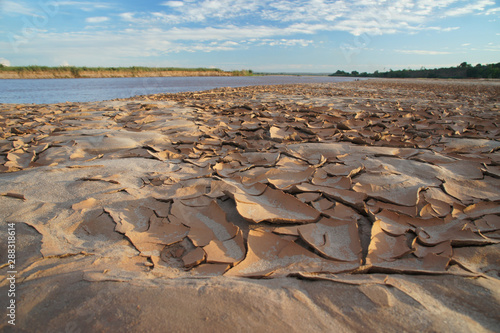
0 70 235 79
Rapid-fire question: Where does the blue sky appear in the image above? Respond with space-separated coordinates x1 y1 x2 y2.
1 0 499 72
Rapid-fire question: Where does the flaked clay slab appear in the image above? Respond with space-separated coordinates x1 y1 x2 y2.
1 80 499 285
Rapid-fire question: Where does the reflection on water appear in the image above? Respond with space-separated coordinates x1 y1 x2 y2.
0 76 357 104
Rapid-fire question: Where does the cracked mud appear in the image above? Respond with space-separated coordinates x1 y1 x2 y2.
1 79 499 332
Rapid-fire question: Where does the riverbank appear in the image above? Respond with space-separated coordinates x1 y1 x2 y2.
0 66 249 79
0 79 499 332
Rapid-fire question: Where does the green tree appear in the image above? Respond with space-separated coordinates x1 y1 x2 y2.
329 70 349 76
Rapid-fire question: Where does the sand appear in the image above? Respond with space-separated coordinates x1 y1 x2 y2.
0 79 499 332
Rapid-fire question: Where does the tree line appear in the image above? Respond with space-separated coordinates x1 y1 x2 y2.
330 62 500 79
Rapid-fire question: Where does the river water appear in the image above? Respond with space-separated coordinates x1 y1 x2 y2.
0 76 356 104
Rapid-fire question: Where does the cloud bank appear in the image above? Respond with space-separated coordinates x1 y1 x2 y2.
1 0 498 68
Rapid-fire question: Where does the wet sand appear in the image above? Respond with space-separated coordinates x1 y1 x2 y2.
0 79 499 332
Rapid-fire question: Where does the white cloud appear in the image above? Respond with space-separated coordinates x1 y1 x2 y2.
143 24 304 41
1 1 40 17
119 12 137 22
396 49 452 55
3 0 496 67
1 0 114 19
123 0 488 37
3 0 497 39
262 0 346 22
485 7 500 15
150 12 182 24
146 0 263 24
445 0 495 16
0 58 11 66
438 27 460 32
259 39 314 47
85 16 109 23
0 24 319 62
56 1 113 11
161 1 185 7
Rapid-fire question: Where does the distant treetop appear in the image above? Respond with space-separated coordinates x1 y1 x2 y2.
330 62 500 79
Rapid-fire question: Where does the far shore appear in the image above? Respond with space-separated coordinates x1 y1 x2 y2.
0 69 241 79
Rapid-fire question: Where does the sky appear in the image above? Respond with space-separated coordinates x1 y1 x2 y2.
0 0 499 72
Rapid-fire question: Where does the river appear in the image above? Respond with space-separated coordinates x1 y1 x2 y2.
0 76 356 104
